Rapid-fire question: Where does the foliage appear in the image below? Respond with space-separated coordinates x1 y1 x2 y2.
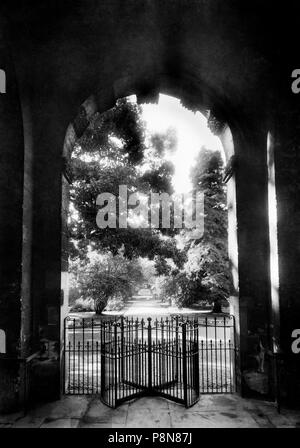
105 295 124 312
68 98 232 312
69 97 183 264
69 251 145 314
158 147 232 307
70 297 94 312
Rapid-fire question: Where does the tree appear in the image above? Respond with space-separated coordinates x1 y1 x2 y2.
158 146 232 308
70 251 145 314
68 98 183 264
68 97 187 313
187 147 232 305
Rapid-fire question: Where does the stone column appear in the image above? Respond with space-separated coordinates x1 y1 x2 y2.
233 118 272 396
0 19 25 412
272 102 300 406
28 92 99 402
28 93 71 401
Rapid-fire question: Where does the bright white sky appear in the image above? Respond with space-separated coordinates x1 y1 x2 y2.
139 94 223 193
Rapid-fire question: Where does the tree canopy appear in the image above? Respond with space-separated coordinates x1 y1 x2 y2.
69 98 183 265
68 98 232 313
158 147 232 307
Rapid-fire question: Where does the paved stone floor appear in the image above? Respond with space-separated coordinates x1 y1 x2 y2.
1 394 300 428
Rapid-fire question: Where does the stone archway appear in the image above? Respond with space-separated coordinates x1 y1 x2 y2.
59 82 270 403
0 0 290 412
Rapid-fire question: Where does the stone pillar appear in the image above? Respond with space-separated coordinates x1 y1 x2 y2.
60 173 70 342
28 94 70 401
20 92 34 359
272 103 300 406
0 19 25 412
28 92 99 402
233 118 272 396
218 126 241 391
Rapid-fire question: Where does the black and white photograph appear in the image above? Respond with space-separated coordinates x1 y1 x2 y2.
1 0 300 434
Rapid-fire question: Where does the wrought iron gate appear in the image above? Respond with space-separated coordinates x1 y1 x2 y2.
64 315 236 408
99 317 199 408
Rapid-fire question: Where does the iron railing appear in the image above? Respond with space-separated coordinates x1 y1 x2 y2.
64 314 236 408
